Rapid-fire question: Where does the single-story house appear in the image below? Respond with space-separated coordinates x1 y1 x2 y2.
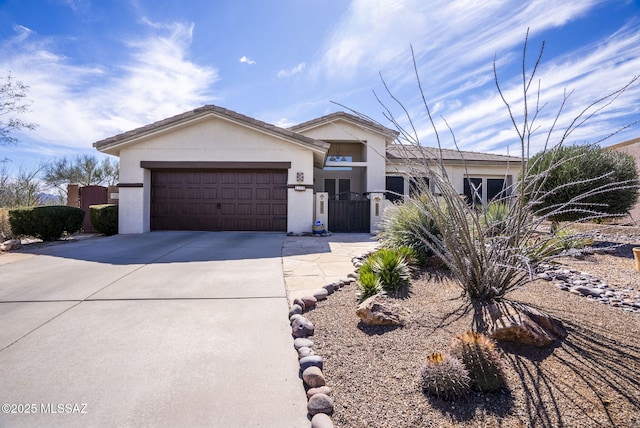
93 105 522 234
608 136 640 221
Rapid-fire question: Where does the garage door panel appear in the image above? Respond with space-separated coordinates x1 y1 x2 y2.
151 170 287 231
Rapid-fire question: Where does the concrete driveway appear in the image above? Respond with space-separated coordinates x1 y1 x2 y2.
0 232 308 427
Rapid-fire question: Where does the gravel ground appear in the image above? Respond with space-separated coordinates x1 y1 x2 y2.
304 224 640 428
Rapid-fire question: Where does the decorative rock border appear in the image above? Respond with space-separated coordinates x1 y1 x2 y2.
288 275 358 427
537 263 640 314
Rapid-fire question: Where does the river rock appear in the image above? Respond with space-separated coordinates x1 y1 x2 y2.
313 288 329 301
307 386 332 399
307 393 334 416
293 338 314 349
288 304 303 318
301 295 318 309
311 413 334 428
292 316 315 338
302 366 326 388
300 355 323 371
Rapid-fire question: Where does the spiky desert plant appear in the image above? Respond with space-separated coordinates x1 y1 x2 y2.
420 352 471 401
366 248 411 293
356 270 384 301
450 331 505 393
376 192 440 264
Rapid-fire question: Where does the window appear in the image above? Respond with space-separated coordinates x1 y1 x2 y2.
409 176 430 196
385 176 404 202
463 177 483 206
487 178 506 202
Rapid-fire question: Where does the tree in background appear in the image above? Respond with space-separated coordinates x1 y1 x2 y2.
0 73 36 146
525 145 639 223
44 154 119 190
0 163 47 207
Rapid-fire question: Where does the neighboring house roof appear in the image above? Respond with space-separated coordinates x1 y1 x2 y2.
290 111 399 142
93 105 331 162
607 136 640 149
386 144 523 166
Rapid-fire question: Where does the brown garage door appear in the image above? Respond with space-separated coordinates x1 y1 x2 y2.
151 170 287 231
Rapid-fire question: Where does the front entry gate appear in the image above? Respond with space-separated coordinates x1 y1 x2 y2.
328 192 370 233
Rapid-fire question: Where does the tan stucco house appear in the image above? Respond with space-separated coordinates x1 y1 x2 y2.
608 136 640 221
94 105 522 234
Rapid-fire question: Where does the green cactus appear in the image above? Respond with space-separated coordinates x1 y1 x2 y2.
450 331 505 393
420 352 471 401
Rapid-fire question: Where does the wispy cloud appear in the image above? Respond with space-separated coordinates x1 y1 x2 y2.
314 0 639 154
0 19 219 150
239 55 256 65
277 62 305 78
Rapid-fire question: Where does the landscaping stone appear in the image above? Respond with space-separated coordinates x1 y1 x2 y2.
356 294 410 326
0 239 21 251
289 313 303 324
311 413 334 428
293 337 314 349
292 316 315 338
302 366 326 388
307 385 332 399
293 298 306 311
288 304 303 318
301 295 318 309
537 263 638 315
483 301 567 347
323 283 336 294
313 288 329 301
308 393 334 416
300 355 323 371
297 347 315 359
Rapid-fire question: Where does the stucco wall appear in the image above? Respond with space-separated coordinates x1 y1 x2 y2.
117 115 316 233
610 142 640 221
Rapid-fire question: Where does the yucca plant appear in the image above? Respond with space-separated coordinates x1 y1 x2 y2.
376 193 440 264
363 248 411 294
480 201 510 237
420 352 471 401
356 270 384 301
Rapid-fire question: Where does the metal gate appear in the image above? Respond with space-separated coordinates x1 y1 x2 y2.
328 192 370 233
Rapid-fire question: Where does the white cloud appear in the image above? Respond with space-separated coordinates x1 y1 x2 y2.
277 62 306 78
0 19 219 150
239 55 256 65
315 0 639 154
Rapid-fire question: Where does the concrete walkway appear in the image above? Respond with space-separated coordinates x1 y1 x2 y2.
282 234 378 303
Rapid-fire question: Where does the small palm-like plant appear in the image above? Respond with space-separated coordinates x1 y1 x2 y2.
356 270 384 301
364 248 411 294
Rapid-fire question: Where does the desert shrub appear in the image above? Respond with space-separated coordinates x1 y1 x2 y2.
377 193 440 264
420 352 471 401
524 145 639 222
361 248 411 294
356 270 384 301
90 204 118 236
0 208 12 240
450 331 505 393
9 205 84 241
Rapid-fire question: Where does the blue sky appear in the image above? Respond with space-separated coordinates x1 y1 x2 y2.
1 0 639 173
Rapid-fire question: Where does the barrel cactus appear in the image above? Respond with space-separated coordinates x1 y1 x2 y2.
450 331 505 392
420 352 471 400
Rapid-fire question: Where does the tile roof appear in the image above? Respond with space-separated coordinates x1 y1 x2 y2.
386 144 523 164
290 111 399 140
93 105 330 153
